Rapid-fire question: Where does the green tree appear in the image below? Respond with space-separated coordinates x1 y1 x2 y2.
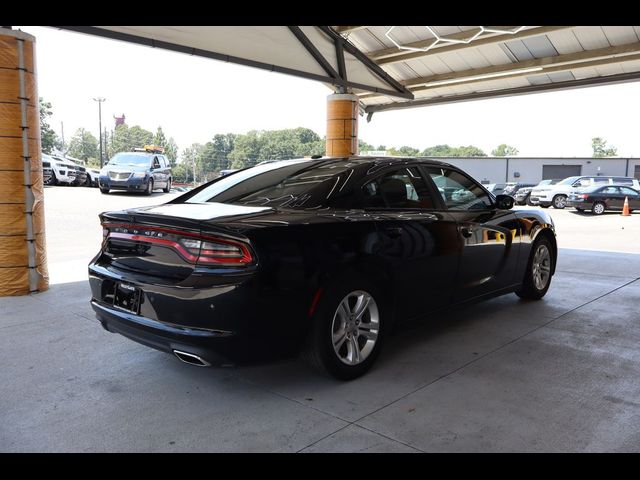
164 137 178 166
172 163 191 183
39 97 59 154
67 128 98 161
181 143 204 182
199 134 237 180
397 146 420 156
456 145 487 157
591 137 617 158
110 124 154 157
358 139 375 153
152 126 167 148
491 144 519 156
421 144 457 156
421 144 487 157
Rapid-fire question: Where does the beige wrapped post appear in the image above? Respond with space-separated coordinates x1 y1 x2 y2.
326 93 359 157
0 28 48 296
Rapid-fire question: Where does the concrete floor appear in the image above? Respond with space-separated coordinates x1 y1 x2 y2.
1 187 640 452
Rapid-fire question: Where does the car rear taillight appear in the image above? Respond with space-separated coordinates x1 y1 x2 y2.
178 237 253 264
578 194 589 200
102 223 254 266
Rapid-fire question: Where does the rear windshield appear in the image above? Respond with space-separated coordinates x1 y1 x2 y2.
107 153 152 167
184 159 358 208
558 176 581 185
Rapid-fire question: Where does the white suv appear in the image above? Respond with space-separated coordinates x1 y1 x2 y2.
42 153 77 185
530 175 640 209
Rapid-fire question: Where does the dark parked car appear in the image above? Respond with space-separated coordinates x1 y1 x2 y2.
567 185 640 215
99 148 172 195
89 157 557 379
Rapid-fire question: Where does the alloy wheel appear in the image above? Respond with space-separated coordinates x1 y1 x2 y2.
593 203 605 215
331 290 380 366
532 244 551 290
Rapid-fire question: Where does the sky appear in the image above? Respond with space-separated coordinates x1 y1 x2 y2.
18 26 640 159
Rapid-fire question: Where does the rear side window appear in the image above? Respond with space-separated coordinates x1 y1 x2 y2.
593 177 609 184
619 187 639 196
573 178 592 187
423 167 493 210
601 186 619 194
358 167 435 209
613 177 632 185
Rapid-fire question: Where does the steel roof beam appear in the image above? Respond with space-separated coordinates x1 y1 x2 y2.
364 71 640 114
359 42 640 99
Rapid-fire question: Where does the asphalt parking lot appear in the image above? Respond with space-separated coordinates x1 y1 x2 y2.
1 186 639 452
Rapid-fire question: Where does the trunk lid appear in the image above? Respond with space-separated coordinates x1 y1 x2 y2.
99 202 273 280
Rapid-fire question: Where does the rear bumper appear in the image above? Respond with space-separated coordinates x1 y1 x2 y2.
91 300 239 365
88 261 307 364
566 200 589 209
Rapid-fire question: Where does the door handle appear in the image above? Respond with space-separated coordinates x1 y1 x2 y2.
460 226 474 238
384 227 403 238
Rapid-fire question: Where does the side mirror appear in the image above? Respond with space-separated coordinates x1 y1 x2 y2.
495 194 514 210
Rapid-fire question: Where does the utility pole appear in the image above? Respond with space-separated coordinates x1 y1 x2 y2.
192 156 197 187
93 97 105 167
60 121 65 152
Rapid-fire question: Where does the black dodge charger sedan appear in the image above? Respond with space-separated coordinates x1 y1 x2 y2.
89 157 557 379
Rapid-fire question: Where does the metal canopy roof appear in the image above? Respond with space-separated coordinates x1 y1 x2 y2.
50 26 640 118
341 25 640 116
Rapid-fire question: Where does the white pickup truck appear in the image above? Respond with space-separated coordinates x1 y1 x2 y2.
529 175 640 209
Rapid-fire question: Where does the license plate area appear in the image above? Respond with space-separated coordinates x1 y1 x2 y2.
113 282 141 314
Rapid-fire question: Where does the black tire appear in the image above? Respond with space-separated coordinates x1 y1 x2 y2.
592 201 606 215
540 205 549 208
303 277 387 380
525 193 534 206
163 177 172 193
49 171 58 186
100 187 109 194
145 178 154 196
516 236 554 300
552 194 567 209
84 176 92 187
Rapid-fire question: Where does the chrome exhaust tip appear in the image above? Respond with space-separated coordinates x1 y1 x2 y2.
173 350 211 367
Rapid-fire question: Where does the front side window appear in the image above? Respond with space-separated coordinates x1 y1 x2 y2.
423 167 493 210
358 167 435 209
601 186 619 194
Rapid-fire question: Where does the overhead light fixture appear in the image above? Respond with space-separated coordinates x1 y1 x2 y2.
385 26 528 53
423 66 544 87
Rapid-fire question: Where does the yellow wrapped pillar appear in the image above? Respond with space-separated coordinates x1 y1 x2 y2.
0 28 48 296
326 93 359 157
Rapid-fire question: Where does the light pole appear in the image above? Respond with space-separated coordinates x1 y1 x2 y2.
93 97 105 167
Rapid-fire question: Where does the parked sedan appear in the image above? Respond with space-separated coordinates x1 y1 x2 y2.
89 157 557 379
567 185 640 215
